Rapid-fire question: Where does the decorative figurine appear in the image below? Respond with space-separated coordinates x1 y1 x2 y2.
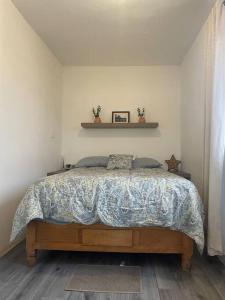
165 155 181 172
137 107 145 123
92 105 102 123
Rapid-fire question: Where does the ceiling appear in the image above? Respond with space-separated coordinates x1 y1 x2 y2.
12 0 215 65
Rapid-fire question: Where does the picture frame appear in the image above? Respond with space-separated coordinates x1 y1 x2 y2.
112 111 130 123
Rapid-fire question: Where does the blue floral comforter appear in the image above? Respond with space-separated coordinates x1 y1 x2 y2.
11 167 204 251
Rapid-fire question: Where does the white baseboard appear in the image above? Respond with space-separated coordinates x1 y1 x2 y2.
0 238 25 258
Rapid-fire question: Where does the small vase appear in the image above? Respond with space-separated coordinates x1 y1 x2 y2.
138 116 146 123
94 116 101 123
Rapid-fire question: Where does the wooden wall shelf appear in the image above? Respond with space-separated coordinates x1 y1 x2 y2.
81 122 159 129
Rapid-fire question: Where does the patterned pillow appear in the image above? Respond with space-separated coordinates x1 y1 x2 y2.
107 154 134 170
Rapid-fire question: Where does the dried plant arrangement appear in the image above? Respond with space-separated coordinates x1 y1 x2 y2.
137 107 146 123
92 105 102 123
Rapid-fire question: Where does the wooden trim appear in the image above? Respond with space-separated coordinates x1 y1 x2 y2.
81 122 159 129
26 221 193 270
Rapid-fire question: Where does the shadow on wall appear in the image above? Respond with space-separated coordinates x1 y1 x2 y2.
77 128 161 138
0 192 25 255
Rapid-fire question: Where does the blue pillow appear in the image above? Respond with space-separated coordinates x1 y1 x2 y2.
75 156 109 168
133 157 162 169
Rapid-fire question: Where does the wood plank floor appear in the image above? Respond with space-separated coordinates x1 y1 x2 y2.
0 242 225 300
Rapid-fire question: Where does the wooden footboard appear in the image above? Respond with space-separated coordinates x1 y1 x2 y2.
26 221 193 271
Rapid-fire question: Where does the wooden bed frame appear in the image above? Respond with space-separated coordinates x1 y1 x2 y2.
26 220 193 270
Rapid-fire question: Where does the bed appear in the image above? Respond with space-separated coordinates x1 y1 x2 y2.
11 167 204 270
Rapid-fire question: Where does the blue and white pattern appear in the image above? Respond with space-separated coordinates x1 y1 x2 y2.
10 167 204 252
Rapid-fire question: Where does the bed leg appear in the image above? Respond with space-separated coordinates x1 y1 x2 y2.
181 253 192 271
27 251 37 266
181 235 193 271
26 221 37 266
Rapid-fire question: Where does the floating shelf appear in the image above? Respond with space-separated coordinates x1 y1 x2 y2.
81 122 159 129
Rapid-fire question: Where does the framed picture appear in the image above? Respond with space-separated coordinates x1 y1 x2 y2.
112 111 130 123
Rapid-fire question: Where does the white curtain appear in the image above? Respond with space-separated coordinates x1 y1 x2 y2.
207 0 225 256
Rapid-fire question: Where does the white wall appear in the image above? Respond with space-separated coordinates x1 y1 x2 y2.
181 11 211 198
62 66 181 166
0 0 62 255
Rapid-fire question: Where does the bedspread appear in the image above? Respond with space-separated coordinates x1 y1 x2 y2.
10 168 204 251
